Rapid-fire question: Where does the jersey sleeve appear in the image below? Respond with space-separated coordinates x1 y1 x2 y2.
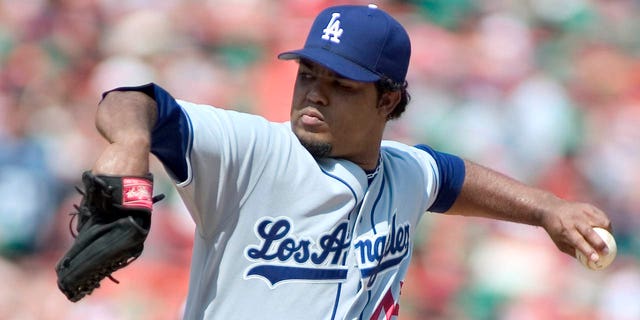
102 83 192 182
414 144 465 213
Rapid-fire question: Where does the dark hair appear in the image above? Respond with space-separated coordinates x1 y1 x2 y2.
375 77 410 120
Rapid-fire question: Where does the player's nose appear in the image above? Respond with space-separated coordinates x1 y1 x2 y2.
305 80 329 106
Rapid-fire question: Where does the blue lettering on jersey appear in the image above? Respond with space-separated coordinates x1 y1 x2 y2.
353 214 410 288
244 215 411 288
244 217 350 287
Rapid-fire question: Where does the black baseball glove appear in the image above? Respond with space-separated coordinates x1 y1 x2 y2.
55 171 165 302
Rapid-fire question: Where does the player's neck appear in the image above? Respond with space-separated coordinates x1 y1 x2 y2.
337 134 384 171
363 157 382 184
348 151 380 172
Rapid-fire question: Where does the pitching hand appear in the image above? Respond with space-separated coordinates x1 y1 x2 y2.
540 201 612 263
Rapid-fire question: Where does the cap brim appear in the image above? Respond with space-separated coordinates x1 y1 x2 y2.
278 48 381 82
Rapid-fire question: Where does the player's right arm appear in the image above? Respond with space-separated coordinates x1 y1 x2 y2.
412 143 611 265
445 160 611 262
92 88 158 177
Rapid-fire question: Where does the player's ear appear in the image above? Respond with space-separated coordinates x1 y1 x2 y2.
377 90 401 120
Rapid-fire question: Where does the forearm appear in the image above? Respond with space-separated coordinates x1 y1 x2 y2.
92 90 158 176
445 160 564 227
446 159 612 261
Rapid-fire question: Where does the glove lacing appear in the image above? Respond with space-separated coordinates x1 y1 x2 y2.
67 186 141 285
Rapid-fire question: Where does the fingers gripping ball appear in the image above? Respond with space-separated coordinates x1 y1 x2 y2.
576 227 617 270
55 171 165 302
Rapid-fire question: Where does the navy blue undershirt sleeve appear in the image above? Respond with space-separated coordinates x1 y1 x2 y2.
102 83 191 182
414 144 466 213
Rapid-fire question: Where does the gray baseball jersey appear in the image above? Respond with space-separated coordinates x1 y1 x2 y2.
109 83 464 320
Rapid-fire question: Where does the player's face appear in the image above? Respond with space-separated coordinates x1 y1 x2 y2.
290 60 392 168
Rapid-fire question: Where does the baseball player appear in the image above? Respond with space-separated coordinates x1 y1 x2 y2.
87 4 611 320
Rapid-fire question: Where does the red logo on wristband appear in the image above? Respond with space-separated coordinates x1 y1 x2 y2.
122 178 153 210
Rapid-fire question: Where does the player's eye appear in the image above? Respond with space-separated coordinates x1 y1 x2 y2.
335 79 357 90
297 71 314 81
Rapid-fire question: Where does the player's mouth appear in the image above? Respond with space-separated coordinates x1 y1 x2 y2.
299 108 325 127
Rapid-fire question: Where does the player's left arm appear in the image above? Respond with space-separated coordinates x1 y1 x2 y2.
445 160 612 264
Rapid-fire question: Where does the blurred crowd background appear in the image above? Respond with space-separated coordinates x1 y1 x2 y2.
0 0 638 319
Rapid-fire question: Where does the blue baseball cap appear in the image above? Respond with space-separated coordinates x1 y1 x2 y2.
278 4 411 84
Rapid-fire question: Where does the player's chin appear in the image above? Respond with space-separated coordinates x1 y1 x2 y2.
301 139 332 158
293 131 333 158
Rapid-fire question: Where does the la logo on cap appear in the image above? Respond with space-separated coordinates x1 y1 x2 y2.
321 13 343 44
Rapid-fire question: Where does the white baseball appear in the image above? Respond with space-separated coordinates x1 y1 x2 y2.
576 227 617 270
